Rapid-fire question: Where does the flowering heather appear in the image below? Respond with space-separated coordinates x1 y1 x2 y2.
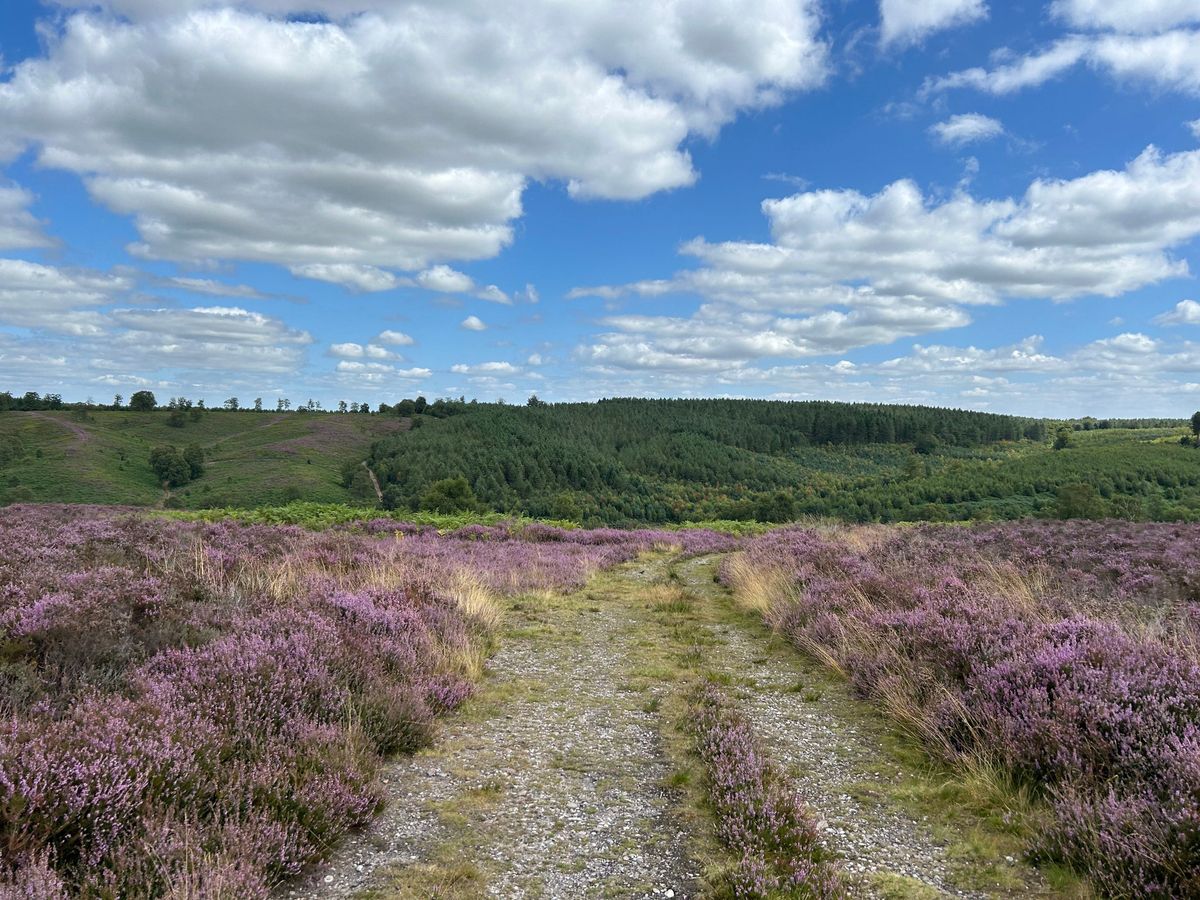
689 682 844 899
0 505 729 896
724 523 1200 896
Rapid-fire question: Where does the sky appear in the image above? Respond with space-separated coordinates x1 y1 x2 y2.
0 0 1199 416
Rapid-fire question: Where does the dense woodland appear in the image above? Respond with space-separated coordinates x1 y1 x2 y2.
360 399 1200 525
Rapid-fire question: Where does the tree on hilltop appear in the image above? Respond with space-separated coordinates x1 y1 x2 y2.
129 390 157 412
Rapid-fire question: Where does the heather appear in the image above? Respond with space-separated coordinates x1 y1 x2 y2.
0 505 732 896
689 682 844 898
724 521 1200 895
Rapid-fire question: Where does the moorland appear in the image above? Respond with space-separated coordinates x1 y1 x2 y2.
1 393 1198 898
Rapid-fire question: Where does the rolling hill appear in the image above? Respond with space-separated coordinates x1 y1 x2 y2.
0 408 406 507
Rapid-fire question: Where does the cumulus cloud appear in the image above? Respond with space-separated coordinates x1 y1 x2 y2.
0 3 826 283
330 342 365 358
95 305 314 374
460 315 487 332
1051 0 1200 33
290 264 402 292
1190 119 1200 139
929 113 1004 146
876 336 1066 374
579 301 970 371
0 258 131 335
329 340 399 360
880 0 987 46
571 145 1200 372
375 329 415 346
0 184 50 249
1155 298 1200 324
417 265 475 294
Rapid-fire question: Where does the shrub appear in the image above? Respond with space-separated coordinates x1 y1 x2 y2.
148 446 191 487
420 476 477 513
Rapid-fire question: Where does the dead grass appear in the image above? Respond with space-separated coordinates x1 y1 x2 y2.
719 552 793 614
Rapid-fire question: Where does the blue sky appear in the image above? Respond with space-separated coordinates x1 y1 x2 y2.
0 0 1198 415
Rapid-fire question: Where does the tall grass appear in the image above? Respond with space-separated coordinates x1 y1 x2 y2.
723 521 1200 896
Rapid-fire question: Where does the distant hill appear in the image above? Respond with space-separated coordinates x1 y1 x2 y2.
0 409 406 507
4 400 1195 524
363 399 1199 525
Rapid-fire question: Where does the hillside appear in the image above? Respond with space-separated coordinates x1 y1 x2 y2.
0 409 405 507
361 399 1198 524
3 400 1195 523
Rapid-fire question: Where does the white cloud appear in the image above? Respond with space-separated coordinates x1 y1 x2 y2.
460 315 487 331
0 184 50 250
329 340 397 361
330 342 365 358
166 276 268 299
1052 0 1200 33
1155 298 1200 325
929 113 1004 146
290 263 401 292
880 0 987 46
579 301 970 371
1190 119 1200 139
877 336 1066 374
450 361 521 375
0 4 826 279
929 30 1200 97
417 265 475 294
0 258 131 335
376 329 415 346
103 305 313 373
335 360 429 378
474 284 511 304
925 38 1088 94
571 145 1200 372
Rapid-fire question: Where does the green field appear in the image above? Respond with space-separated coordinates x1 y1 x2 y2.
3 402 1197 524
0 409 406 508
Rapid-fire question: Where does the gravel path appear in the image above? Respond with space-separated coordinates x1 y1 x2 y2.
291 570 700 899
291 552 1055 899
673 555 977 898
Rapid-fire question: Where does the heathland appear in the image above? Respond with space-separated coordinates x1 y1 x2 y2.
1 398 1196 524
3 506 1198 897
2 397 1199 897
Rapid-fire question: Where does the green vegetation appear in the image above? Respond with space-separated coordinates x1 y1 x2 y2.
164 501 578 531
0 408 406 507
3 399 1196 525
364 399 1195 524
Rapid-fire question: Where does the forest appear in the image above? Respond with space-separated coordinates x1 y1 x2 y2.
360 398 1197 525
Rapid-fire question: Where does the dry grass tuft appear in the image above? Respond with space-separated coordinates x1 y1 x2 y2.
721 552 793 614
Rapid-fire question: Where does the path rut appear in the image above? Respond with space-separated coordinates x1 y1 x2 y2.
292 553 1057 899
